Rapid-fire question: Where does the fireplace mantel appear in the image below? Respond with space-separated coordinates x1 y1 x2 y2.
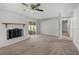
2 23 26 28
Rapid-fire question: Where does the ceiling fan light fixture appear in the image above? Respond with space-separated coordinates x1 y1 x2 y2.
36 3 40 6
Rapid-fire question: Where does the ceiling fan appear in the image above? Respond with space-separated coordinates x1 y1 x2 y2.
22 3 44 12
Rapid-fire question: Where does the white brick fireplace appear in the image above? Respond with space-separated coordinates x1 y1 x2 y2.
0 22 28 47
0 9 29 47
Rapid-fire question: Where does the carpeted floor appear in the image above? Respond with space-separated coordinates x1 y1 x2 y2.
0 35 79 55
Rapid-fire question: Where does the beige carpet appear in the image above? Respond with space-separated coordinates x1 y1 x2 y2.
0 35 78 55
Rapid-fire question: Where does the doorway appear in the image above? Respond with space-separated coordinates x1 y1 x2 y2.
62 20 70 37
59 17 73 39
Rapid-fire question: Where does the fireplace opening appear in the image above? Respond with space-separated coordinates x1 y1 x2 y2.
7 28 23 40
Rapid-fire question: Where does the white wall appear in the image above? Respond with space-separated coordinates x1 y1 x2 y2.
40 18 60 36
73 4 79 51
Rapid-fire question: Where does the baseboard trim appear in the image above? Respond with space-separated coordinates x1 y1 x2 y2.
73 40 79 51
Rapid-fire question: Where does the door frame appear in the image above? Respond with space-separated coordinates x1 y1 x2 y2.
59 17 73 38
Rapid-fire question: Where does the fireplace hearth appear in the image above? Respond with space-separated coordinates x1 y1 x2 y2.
7 28 23 40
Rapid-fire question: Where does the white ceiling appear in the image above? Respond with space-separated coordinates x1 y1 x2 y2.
0 3 78 20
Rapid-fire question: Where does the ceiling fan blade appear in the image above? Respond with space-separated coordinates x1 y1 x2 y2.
22 3 28 6
35 8 44 12
21 3 43 12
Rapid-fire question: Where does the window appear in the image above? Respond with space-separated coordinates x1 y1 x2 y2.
28 21 37 35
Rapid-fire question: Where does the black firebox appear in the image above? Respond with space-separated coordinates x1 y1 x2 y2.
7 28 23 40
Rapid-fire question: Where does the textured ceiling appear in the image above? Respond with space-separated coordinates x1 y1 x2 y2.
0 3 78 20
